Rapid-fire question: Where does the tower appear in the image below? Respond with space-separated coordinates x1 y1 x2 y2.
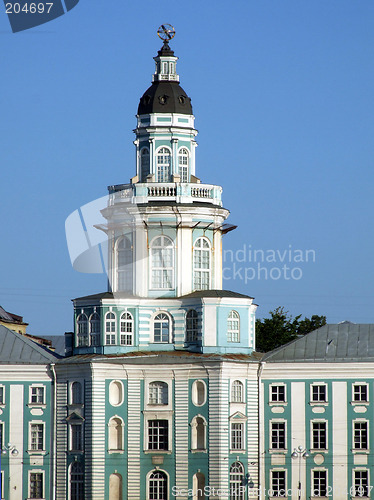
72 27 256 356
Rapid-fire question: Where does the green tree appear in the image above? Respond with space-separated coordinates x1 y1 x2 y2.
255 307 326 353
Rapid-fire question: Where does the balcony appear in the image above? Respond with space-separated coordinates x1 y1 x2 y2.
108 182 223 207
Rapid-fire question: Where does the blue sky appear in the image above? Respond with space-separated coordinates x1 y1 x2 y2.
1 1 373 335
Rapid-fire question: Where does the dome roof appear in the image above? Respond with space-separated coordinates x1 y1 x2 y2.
138 81 193 115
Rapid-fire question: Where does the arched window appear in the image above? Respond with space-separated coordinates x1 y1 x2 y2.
71 382 82 405
193 472 205 500
153 313 170 343
109 380 124 407
156 147 171 182
105 312 116 345
117 236 133 292
178 148 189 182
70 462 84 500
109 473 123 500
77 314 88 347
193 238 211 290
108 417 123 451
231 380 244 403
191 415 207 450
186 310 198 342
89 312 100 346
149 381 168 405
227 311 240 343
148 471 167 500
151 236 174 289
230 462 245 500
192 380 206 407
140 147 150 182
120 312 133 345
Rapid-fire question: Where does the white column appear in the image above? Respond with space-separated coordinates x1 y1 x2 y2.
333 382 347 499
172 138 178 176
291 382 306 500
127 378 141 499
9 385 23 500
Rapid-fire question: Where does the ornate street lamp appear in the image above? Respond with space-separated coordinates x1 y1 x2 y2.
291 445 309 500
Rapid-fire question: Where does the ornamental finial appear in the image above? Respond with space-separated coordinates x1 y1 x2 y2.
157 24 176 42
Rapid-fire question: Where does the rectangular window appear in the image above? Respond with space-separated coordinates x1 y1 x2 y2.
312 422 327 450
354 385 368 403
271 422 286 450
231 422 244 450
271 385 286 403
0 386 4 405
271 470 286 497
71 424 83 451
311 384 327 403
29 472 43 499
30 387 45 405
148 420 168 450
354 422 368 450
0 422 3 448
312 470 327 497
354 470 369 497
30 424 44 451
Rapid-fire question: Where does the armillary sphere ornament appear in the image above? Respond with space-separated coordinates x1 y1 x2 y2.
157 24 176 42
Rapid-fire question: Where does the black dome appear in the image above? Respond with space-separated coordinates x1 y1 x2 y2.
138 81 193 115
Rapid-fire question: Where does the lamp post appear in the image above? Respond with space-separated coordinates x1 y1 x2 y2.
0 443 19 496
291 445 309 500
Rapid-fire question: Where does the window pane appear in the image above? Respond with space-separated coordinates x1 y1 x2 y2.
148 420 168 450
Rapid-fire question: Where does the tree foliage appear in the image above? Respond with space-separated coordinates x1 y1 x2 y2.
255 307 326 353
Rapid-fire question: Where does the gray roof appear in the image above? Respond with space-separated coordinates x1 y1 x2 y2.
0 325 59 364
262 323 374 363
41 336 66 357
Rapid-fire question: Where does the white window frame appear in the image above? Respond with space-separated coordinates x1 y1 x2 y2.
227 310 240 343
143 411 173 453
311 468 328 498
353 420 369 452
270 420 287 452
28 385 46 407
69 461 84 500
28 469 45 500
120 311 134 346
105 311 116 345
152 312 172 344
156 146 172 182
146 468 170 500
352 468 370 498
352 383 369 404
0 385 5 406
310 383 328 404
89 312 100 346
190 414 207 452
231 380 244 403
108 415 124 453
191 380 207 407
230 462 245 500
0 421 4 449
311 420 328 452
117 235 133 292
148 381 169 405
270 469 287 497
140 147 150 181
269 384 286 404
185 309 198 343
69 423 84 453
230 421 245 452
76 312 89 347
193 237 211 291
150 235 175 290
70 381 83 405
178 147 189 183
28 421 45 454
